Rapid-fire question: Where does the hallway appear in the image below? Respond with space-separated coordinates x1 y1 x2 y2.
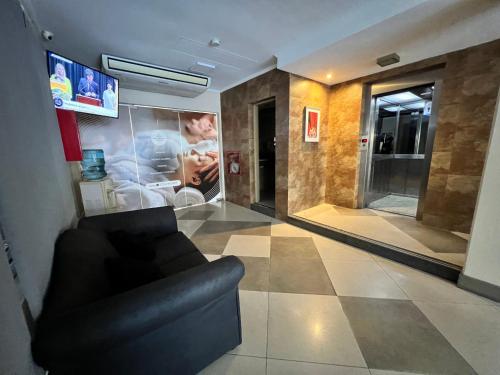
175 201 498 374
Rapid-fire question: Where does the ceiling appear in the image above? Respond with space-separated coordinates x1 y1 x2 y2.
280 0 500 85
27 0 500 92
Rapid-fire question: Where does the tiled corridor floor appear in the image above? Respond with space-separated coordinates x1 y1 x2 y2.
294 204 468 267
174 201 499 375
367 194 418 217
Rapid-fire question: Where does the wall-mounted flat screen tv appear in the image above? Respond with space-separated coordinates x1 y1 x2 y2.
47 51 119 118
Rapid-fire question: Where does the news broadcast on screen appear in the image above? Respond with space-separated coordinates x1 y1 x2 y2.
47 51 119 118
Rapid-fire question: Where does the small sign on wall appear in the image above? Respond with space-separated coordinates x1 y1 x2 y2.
304 107 320 142
226 151 241 175
360 134 369 150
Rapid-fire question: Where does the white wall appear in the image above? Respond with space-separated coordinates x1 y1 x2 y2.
463 88 500 287
0 0 77 373
120 88 221 114
0 0 77 317
0 240 39 375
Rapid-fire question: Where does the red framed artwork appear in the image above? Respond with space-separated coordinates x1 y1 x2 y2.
226 151 241 175
304 107 320 142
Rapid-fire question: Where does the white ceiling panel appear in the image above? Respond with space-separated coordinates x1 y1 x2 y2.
26 0 500 91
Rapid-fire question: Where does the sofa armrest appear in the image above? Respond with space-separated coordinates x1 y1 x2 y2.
33 256 244 366
78 206 178 237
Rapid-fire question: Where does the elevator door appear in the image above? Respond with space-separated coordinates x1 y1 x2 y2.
365 85 434 217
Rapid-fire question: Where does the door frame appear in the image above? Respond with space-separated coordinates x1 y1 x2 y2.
358 69 444 218
252 97 276 204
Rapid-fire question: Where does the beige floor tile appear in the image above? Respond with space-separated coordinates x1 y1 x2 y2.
313 235 374 262
177 219 205 238
294 204 337 218
198 354 266 375
369 209 400 218
415 301 500 375
223 235 271 257
204 254 221 262
381 216 467 255
323 260 407 299
369 370 426 375
229 291 268 357
451 231 470 241
434 253 466 267
296 204 467 267
309 214 433 255
208 201 274 222
267 293 366 367
267 358 370 374
271 222 313 237
378 260 494 305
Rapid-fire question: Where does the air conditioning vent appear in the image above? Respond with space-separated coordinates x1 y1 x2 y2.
102 54 211 98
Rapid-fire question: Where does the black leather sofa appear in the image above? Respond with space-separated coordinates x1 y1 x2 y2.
32 206 245 375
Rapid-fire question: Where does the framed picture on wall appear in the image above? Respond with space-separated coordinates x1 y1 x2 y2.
226 151 241 175
304 107 320 142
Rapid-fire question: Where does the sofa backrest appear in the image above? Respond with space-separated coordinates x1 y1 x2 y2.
78 206 178 237
41 229 118 317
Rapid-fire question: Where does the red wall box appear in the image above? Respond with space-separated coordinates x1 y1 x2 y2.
56 108 82 161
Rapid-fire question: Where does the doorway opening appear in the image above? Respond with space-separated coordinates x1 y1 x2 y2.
251 99 276 217
365 84 435 217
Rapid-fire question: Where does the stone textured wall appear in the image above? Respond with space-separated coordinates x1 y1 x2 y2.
220 39 500 232
220 69 290 219
421 40 500 232
288 75 330 214
321 39 500 232
325 82 364 208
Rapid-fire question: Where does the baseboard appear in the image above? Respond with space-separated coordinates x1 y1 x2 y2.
458 273 500 302
287 214 461 282
250 203 275 218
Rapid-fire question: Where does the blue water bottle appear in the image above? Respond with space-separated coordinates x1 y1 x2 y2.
81 149 107 180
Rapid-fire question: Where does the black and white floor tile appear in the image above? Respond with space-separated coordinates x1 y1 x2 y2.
174 201 499 375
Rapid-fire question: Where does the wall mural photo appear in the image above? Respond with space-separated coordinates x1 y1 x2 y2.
78 104 221 212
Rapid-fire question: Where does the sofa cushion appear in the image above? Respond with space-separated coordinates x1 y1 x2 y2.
104 257 164 293
107 230 156 261
159 251 208 277
152 231 201 265
42 229 118 316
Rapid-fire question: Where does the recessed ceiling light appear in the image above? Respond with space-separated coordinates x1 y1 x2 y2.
326 73 332 79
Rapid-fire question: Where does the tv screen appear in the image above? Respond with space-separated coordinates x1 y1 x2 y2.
47 51 119 118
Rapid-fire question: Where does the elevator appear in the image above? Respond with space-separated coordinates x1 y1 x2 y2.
363 82 439 218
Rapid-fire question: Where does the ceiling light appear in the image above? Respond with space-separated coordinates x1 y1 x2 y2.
381 91 421 104
196 61 216 70
326 73 332 79
382 106 400 112
209 38 221 47
403 102 425 110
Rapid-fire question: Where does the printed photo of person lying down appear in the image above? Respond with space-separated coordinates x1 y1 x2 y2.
78 105 221 211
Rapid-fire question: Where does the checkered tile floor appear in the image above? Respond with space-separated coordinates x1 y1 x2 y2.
175 201 500 375
295 203 468 267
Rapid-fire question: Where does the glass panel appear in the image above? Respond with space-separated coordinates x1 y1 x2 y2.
129 106 187 208
78 104 222 212
418 113 430 154
373 105 397 154
396 111 419 154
